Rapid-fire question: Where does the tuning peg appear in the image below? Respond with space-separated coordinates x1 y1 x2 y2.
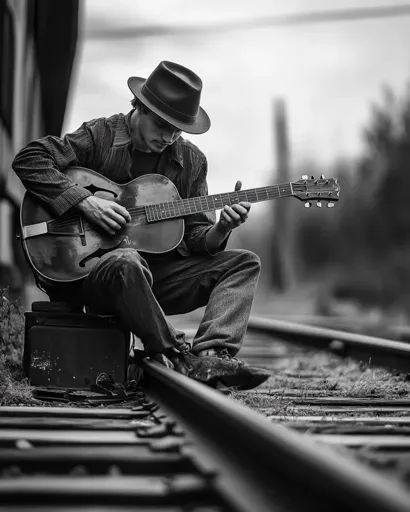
311 175 315 179
304 201 311 208
327 202 335 208
320 174 325 179
316 201 322 208
302 175 308 180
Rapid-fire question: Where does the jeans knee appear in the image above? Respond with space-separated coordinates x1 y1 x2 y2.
97 249 152 285
105 248 141 269
237 249 261 273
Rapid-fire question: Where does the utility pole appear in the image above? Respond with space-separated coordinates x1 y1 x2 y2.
270 98 294 290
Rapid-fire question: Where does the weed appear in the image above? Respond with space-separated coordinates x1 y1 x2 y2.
0 289 35 405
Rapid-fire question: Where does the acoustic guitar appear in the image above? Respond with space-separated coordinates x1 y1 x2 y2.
20 167 340 283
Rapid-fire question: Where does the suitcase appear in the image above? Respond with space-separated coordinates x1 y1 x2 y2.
23 301 130 388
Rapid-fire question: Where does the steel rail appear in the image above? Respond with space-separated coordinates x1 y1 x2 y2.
143 359 410 512
248 316 410 371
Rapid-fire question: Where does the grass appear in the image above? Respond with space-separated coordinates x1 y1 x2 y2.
0 290 35 405
270 351 410 398
231 388 300 416
232 343 410 417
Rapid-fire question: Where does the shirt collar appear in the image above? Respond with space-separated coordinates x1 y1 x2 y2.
118 110 183 168
166 138 184 168
112 111 133 147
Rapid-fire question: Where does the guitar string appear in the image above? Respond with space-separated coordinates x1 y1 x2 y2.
48 207 147 230
139 185 301 220
48 186 291 229
129 185 295 215
46 183 333 229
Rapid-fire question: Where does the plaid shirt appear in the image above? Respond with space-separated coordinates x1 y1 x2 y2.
13 110 224 255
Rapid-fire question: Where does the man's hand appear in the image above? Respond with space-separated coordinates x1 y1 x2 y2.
76 196 131 235
217 180 251 234
206 180 251 251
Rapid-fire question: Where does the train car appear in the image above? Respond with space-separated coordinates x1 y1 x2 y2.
0 0 79 301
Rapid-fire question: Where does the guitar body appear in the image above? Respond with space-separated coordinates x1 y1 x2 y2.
21 168 184 284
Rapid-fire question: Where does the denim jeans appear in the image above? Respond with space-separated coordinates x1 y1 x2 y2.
80 248 261 356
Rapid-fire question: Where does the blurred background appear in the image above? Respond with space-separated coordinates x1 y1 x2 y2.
2 0 410 323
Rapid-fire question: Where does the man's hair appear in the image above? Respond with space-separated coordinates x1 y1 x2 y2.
130 96 149 113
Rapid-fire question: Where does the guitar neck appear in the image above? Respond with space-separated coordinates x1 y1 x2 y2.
145 183 294 222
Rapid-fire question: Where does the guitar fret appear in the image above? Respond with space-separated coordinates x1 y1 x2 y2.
156 204 162 220
145 183 296 223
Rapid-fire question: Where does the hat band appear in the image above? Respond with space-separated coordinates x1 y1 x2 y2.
141 83 198 124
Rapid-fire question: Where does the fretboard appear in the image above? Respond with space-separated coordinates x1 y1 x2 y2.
145 183 293 222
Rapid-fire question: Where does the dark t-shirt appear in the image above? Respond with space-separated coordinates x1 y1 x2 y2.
130 149 161 177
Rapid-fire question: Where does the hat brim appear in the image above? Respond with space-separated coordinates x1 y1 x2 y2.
128 76 210 135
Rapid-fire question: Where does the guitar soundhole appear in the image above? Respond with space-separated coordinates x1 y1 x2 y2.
84 184 118 197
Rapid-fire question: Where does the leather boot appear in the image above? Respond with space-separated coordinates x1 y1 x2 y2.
169 349 271 390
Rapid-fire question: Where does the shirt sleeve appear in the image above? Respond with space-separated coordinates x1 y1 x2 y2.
12 120 103 216
183 155 229 255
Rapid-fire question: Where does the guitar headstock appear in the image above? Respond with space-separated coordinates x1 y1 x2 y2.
292 174 340 208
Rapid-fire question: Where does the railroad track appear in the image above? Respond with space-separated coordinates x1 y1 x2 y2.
1 315 410 511
242 316 410 501
248 316 410 372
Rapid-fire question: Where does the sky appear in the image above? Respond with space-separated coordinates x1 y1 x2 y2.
64 0 410 196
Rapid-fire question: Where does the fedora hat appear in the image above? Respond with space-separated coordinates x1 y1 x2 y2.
127 61 210 134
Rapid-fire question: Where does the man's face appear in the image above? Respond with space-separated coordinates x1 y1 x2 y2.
131 107 182 153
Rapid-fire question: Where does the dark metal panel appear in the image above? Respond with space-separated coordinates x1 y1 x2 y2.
33 0 79 135
0 0 14 134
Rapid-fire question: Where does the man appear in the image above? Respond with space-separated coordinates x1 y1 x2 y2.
13 61 270 389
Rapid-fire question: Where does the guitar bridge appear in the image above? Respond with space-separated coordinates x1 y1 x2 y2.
22 222 48 239
23 217 86 244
